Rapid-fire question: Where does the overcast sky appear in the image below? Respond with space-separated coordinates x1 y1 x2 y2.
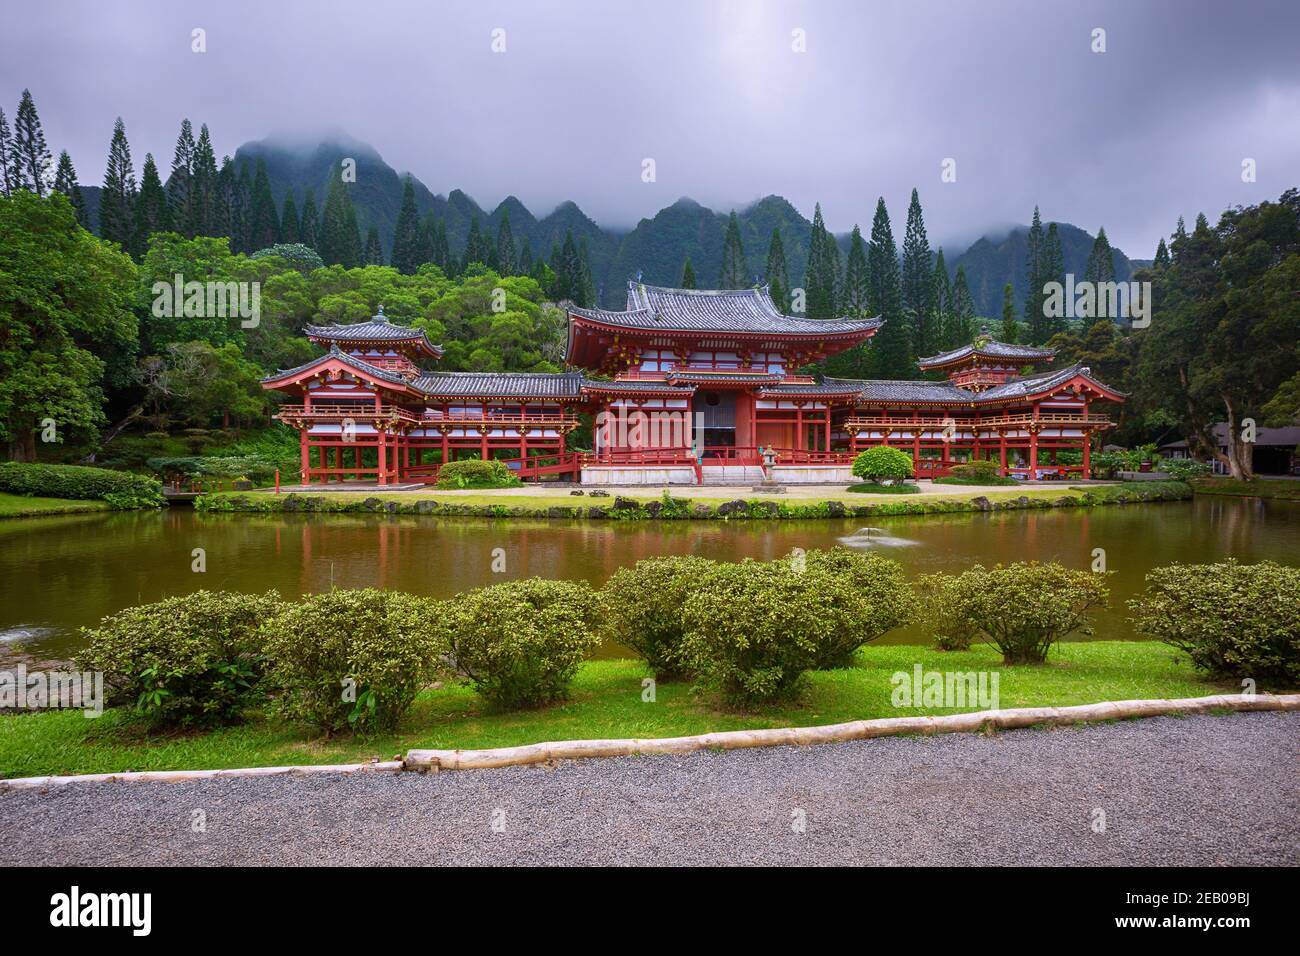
3 0 1298 256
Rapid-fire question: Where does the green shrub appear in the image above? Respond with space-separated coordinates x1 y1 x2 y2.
249 242 325 272
846 481 922 494
0 461 164 508
435 458 523 489
851 446 915 483
262 588 443 734
1160 458 1211 481
913 572 980 651
602 556 717 679
945 459 1015 485
941 561 1110 664
441 579 602 709
681 551 900 707
801 547 912 668
77 590 283 728
1128 560 1300 685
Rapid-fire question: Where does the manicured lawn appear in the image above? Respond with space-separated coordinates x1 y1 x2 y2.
0 492 111 518
1191 477 1300 501
0 642 1235 779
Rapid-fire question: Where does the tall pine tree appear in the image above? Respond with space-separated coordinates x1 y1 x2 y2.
1040 222 1066 339
803 203 836 318
900 188 934 356
1000 282 1018 342
719 211 746 288
166 119 196 235
948 266 976 347
99 117 137 249
680 257 697 288
930 249 953 351
1153 237 1171 269
247 157 279 250
518 236 534 276
53 150 88 226
390 176 422 274
763 228 790 310
189 124 217 237
1022 206 1046 340
1083 226 1115 284
866 197 907 378
0 109 15 196
133 153 170 258
842 225 870 315
12 89 53 195
364 226 383 265
319 175 362 267
298 188 320 251
279 192 300 244
496 210 517 275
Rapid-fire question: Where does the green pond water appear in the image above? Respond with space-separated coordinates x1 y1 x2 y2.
1 496 1296 660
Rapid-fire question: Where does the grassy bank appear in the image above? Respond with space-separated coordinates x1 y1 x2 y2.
0 492 112 518
195 480 1191 520
1191 477 1300 501
0 641 1235 779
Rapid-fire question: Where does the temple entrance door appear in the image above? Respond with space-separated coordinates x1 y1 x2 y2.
697 391 736 458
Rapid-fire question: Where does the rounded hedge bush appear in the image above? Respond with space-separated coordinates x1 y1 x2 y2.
850 446 914 483
441 578 602 709
435 458 522 489
943 561 1110 663
77 590 284 727
1128 559 1299 685
0 461 164 509
800 547 912 668
947 459 1008 483
601 555 717 679
913 571 980 651
262 588 443 735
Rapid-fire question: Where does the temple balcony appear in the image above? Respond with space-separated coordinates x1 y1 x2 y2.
844 411 1114 430
276 403 581 429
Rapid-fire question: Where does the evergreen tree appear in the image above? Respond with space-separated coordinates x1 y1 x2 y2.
1153 237 1171 269
1084 226 1115 285
1022 205 1046 339
364 226 383 265
843 225 870 314
900 188 934 356
279 191 300 244
12 89 53 195
763 228 790 311
232 161 253 252
1170 216 1188 263
52 150 88 226
99 117 137 249
0 109 14 196
414 213 436 268
719 211 746 288
298 188 320 251
866 197 907 377
166 120 196 235
1000 282 1018 342
948 266 976 347
318 175 362 267
518 236 534 276
495 210 517 275
577 237 596 307
247 157 279 250
1040 222 1066 339
390 176 422 274
555 230 580 302
803 203 836 318
432 219 450 272
133 153 170 257
189 124 218 237
212 157 235 242
680 257 697 289
930 249 953 351
462 217 485 271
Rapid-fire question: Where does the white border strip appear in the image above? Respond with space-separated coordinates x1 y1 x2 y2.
406 693 1300 770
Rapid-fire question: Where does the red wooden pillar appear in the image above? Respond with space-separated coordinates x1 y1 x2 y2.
377 431 389 486
441 428 449 465
823 411 830 453
299 428 310 484
999 431 1008 475
334 446 342 480
796 406 804 450
1028 402 1040 476
1082 432 1092 477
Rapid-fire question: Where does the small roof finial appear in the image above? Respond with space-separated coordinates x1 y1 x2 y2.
377 304 386 319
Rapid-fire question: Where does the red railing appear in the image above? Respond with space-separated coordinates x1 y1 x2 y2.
276 403 420 423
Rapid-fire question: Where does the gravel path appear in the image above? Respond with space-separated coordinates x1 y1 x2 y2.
2 713 1295 866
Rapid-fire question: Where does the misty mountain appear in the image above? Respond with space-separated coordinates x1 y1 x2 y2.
82 131 1139 320
948 222 1139 318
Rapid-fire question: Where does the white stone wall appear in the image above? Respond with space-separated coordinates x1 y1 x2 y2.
581 466 698 486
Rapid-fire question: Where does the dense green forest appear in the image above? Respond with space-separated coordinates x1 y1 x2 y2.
1 88 1297 477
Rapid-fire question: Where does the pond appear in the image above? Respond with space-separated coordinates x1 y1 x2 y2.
1 496 1296 661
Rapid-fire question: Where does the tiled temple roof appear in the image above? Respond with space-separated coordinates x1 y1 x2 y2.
410 371 587 400
569 282 882 336
262 344 412 387
304 308 443 356
916 337 1055 369
829 363 1123 404
580 379 696 395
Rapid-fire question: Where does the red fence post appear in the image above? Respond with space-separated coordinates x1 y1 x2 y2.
275 469 280 494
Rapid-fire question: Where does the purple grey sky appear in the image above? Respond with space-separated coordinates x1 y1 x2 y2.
3 0 1298 256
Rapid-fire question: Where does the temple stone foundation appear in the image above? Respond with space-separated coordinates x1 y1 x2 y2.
580 466 698 486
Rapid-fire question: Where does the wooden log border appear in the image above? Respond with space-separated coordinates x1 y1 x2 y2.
0 760 404 791
3 695 1295 787
405 693 1300 771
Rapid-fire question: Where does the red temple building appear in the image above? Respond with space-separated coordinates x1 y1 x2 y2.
263 283 1123 485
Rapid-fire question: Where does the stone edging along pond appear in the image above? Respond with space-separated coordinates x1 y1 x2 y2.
194 480 1192 521
3 692 1294 788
